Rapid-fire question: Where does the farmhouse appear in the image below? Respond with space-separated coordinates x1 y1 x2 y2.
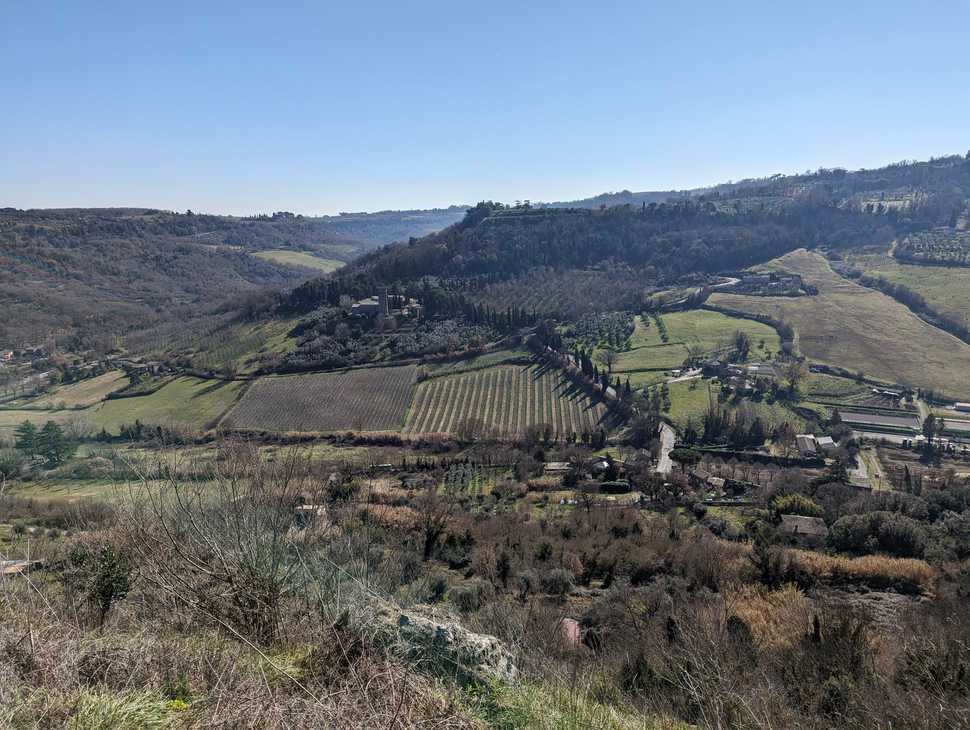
731 272 804 296
796 434 818 457
745 362 777 379
351 296 383 316
815 436 837 454
351 291 423 319
779 514 828 546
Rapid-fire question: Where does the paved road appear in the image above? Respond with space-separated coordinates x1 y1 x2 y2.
849 451 871 488
656 422 676 475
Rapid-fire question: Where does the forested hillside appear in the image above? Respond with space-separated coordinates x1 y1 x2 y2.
0 206 466 350
282 199 891 315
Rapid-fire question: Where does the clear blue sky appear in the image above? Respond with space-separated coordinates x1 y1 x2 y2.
2 1 968 215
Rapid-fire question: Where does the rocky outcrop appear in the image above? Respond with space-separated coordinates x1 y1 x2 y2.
369 603 517 684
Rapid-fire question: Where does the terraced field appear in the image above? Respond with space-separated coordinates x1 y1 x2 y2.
404 364 609 438
710 249 970 400
226 366 417 432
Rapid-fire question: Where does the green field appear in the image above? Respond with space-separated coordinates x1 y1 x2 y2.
613 310 780 389
88 377 246 434
802 372 870 400
252 250 344 272
404 364 610 438
710 249 970 400
664 379 716 428
27 370 130 409
846 250 970 329
0 410 72 440
661 378 805 432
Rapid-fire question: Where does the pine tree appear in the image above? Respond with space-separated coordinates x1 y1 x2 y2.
14 421 39 458
37 421 76 465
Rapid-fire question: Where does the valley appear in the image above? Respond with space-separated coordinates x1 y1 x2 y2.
5 153 970 730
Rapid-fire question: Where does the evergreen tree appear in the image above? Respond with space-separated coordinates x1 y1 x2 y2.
37 421 76 465
14 421 39 458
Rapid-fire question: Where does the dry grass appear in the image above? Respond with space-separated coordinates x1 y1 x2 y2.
726 584 813 651
0 602 476 728
787 549 938 595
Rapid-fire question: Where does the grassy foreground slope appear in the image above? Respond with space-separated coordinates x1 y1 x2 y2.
226 366 417 432
710 249 970 398
404 363 609 438
88 377 246 434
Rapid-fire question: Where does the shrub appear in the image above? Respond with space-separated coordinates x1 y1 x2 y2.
773 493 824 518
828 511 927 558
450 579 490 613
540 568 574 597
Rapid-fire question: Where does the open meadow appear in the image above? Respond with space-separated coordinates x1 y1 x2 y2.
710 249 970 399
661 377 806 432
613 310 780 389
88 377 246 434
26 370 129 409
252 249 344 272
225 366 417 432
404 363 609 438
846 249 970 329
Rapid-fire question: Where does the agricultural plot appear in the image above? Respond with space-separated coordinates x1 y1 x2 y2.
662 379 805 432
564 312 635 350
613 310 780 389
846 250 970 329
895 230 970 266
189 319 299 373
0 410 72 440
252 250 344 272
226 366 417 432
441 463 509 496
710 249 970 400
425 348 531 377
838 410 920 431
89 377 246 434
404 364 610 438
802 372 870 400
28 370 129 409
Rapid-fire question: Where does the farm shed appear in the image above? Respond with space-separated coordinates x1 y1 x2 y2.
780 514 828 546
544 462 572 474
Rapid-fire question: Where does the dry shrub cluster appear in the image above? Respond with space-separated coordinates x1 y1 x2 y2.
786 548 938 595
725 583 813 651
